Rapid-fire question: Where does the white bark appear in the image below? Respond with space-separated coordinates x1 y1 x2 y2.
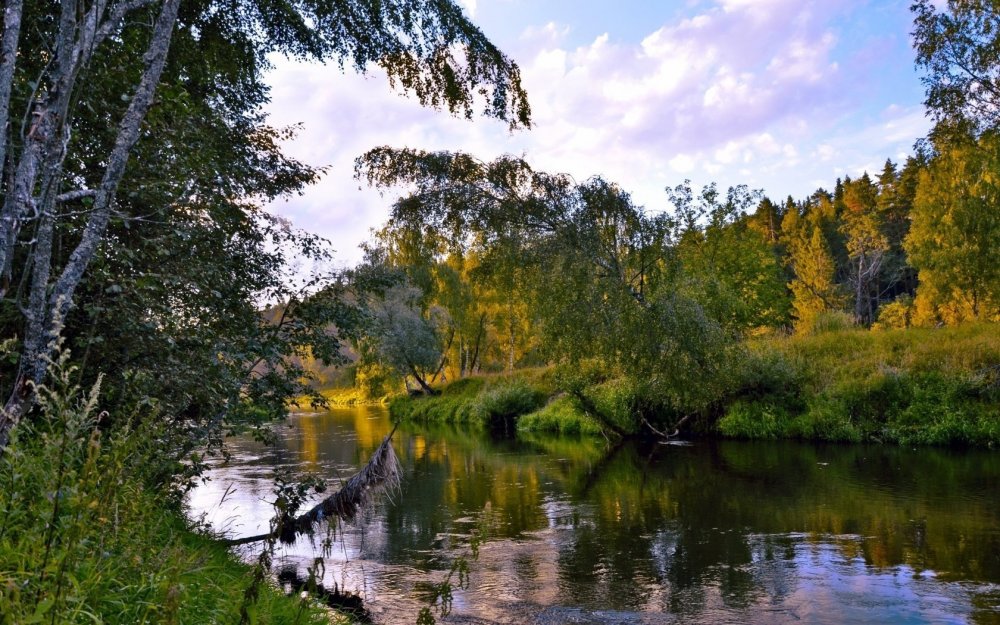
0 0 181 450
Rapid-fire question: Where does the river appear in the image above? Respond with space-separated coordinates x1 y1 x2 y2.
187 406 1000 624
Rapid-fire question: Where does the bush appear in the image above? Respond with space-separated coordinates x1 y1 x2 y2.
873 295 914 331
717 400 790 439
389 376 545 434
472 381 546 433
811 310 857 334
518 395 603 436
0 357 335 624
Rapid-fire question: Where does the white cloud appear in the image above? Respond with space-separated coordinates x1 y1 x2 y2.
259 0 927 263
669 154 696 173
457 0 477 17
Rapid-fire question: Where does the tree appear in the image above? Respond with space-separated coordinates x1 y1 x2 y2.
671 183 790 332
357 149 734 426
912 0 1000 135
783 207 847 332
363 283 450 395
906 131 1000 322
841 173 888 325
0 0 531 449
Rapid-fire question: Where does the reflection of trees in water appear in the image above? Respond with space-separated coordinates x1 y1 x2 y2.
276 564 373 623
212 409 1000 619
547 437 1000 613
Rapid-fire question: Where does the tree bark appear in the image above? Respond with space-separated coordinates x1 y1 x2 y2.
0 0 181 451
0 0 23 190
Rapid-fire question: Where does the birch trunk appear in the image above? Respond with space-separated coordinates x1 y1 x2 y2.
0 0 23 187
0 0 181 450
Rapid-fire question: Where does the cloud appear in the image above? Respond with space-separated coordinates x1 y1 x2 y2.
260 0 927 263
457 0 477 17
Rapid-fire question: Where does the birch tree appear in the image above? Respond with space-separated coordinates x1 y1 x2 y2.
0 0 530 449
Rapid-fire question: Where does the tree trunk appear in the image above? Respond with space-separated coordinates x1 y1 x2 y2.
408 363 437 395
0 0 23 199
0 0 181 451
468 313 485 373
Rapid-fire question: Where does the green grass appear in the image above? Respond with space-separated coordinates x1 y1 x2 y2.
720 322 1000 446
386 323 1000 447
0 367 345 625
389 375 547 431
518 395 604 436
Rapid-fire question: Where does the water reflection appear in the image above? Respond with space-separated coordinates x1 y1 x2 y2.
188 407 1000 624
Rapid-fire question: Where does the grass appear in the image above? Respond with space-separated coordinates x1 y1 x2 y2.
389 375 547 432
390 322 1000 447
719 322 1000 446
0 361 346 625
518 395 604 436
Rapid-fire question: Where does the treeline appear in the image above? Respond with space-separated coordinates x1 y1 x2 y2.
333 0 1000 404
335 137 997 401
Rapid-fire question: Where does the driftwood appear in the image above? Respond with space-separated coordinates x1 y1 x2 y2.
225 424 401 546
641 414 694 440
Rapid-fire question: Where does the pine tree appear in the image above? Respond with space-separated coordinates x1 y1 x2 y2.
783 207 846 332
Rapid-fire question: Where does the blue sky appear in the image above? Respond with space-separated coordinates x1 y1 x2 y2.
264 0 930 265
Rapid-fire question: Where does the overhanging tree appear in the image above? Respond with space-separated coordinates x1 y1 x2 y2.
0 0 530 449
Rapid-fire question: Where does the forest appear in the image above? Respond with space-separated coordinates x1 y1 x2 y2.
0 0 998 623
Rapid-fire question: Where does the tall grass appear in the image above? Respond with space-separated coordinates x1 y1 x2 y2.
390 323 1000 447
389 375 547 431
720 322 1000 445
0 352 339 624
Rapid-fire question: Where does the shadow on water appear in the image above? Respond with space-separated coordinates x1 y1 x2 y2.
189 406 1000 624
276 565 373 623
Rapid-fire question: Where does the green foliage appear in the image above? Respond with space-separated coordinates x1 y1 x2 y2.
907 131 1000 323
390 375 546 432
472 382 546 432
783 210 848 333
718 323 1000 446
0 358 335 625
518 396 603 436
873 295 914 331
717 401 794 440
912 0 1000 134
671 182 790 331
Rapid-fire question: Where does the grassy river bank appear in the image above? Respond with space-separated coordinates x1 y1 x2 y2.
389 323 1000 447
0 378 347 625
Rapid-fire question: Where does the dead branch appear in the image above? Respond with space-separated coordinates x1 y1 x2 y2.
224 424 401 546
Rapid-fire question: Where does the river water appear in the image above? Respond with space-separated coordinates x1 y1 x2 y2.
187 406 1000 624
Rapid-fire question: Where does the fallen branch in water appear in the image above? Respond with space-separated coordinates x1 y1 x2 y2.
641 413 693 440
224 423 401 546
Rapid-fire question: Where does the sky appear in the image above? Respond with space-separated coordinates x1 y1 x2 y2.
263 0 930 266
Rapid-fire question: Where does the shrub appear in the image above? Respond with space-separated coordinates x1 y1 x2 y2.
873 295 914 331
0 356 334 624
518 395 603 436
811 310 857 334
717 400 790 439
472 381 546 433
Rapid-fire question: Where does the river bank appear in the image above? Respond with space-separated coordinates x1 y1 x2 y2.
0 404 346 625
389 323 1000 446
